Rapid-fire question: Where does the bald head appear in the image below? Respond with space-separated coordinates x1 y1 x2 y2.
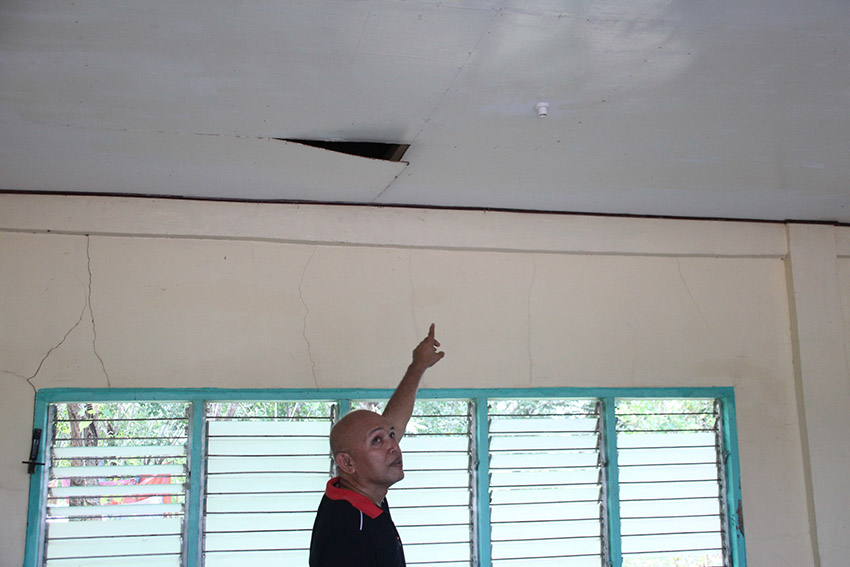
330 410 387 457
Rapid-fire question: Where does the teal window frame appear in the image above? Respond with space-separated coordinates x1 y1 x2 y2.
24 387 747 567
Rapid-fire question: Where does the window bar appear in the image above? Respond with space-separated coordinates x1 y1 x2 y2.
474 397 491 567
23 399 50 567
337 398 351 420
721 395 748 567
465 400 478 567
601 397 622 567
714 399 731 567
329 402 340 477
186 400 205 567
40 406 56 567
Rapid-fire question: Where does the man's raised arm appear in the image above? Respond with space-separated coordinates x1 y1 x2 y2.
382 323 445 437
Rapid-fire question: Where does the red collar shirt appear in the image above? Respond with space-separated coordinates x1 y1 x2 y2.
309 477 406 567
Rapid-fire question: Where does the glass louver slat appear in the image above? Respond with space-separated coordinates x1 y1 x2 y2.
53 445 185 458
205 472 327 494
45 517 182 539
204 492 319 513
490 484 601 505
45 557 179 567
405 563 469 567
488 417 599 433
204 511 319 532
45 534 181 558
493 558 602 567
206 455 330 473
203 550 306 567
49 483 186 499
491 536 604 559
392 505 471 526
491 518 601 541
390 487 474 507
48 503 184 518
51 464 186 478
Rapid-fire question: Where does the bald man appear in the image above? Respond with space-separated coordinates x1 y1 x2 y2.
309 324 445 567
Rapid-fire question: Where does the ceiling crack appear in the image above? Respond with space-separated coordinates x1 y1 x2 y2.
407 4 505 148
370 163 408 204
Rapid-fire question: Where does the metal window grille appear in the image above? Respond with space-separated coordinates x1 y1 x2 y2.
615 398 728 567
487 399 605 567
351 399 475 567
202 401 336 567
43 402 190 567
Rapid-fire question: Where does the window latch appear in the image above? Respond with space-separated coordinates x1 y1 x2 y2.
22 428 44 474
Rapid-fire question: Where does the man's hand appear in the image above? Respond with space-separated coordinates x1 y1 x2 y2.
411 323 445 370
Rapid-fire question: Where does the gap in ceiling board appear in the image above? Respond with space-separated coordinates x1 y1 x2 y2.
280 139 409 162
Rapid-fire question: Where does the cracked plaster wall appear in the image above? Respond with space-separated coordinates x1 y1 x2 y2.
1 195 847 567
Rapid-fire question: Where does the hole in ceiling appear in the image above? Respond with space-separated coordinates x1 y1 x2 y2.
279 139 409 162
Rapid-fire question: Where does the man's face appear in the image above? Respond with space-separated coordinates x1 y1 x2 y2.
345 412 405 489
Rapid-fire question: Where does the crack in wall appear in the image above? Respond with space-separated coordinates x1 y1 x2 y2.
626 321 638 384
24 300 86 394
527 254 536 384
408 250 420 338
299 247 319 386
19 235 111 392
86 236 110 387
676 258 711 330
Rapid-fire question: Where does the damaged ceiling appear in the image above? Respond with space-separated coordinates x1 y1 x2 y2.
0 0 848 222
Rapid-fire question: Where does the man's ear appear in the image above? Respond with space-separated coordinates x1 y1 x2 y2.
334 452 355 475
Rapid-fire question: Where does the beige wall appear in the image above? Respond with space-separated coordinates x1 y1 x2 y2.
1 194 848 566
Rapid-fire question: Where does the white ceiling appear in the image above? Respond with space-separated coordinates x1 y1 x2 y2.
1 0 848 222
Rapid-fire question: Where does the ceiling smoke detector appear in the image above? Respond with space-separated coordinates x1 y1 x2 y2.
535 102 549 117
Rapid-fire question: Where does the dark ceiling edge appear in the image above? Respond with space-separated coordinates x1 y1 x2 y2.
0 189 845 228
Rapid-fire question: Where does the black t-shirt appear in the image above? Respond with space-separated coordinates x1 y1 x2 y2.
309 478 406 567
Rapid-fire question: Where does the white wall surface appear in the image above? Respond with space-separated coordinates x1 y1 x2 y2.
1 194 847 567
